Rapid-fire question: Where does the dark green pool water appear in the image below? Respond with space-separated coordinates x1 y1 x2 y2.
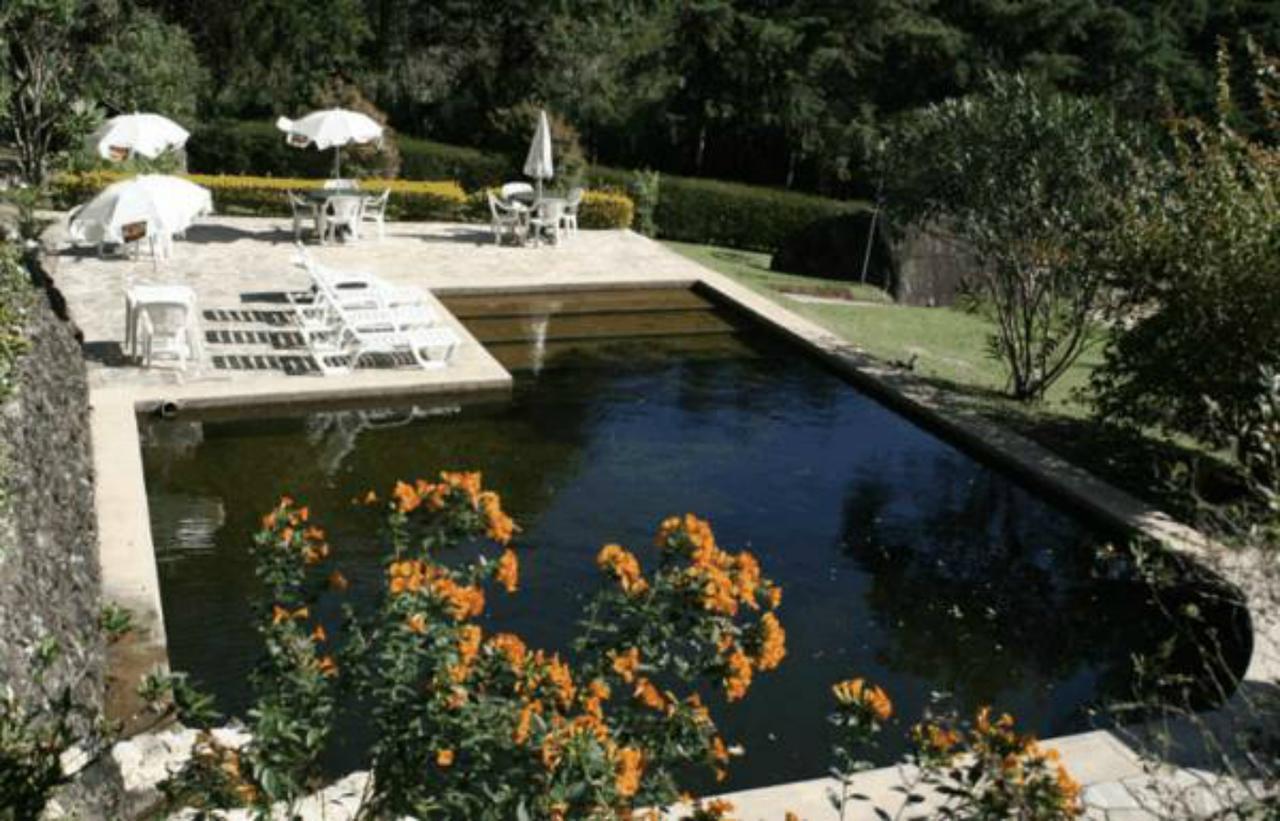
142 291 1230 791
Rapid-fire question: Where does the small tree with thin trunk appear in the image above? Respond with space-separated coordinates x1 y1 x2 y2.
0 0 97 186
889 74 1140 400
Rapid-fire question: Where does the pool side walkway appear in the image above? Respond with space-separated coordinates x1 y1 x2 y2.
41 215 1277 817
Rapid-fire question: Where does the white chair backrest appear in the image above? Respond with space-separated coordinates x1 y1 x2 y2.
325 179 357 190
288 191 312 211
364 189 390 213
566 187 585 208
329 196 362 221
139 301 190 335
501 182 533 200
537 200 566 222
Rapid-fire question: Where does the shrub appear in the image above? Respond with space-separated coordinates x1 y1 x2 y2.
652 174 863 252
160 478 788 817
1092 44 1279 468
51 171 468 221
889 73 1141 400
399 137 512 190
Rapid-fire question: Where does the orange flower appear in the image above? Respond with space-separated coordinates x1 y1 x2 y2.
610 647 641 684
832 678 892 722
912 722 961 762
327 570 350 592
489 633 529 672
392 480 421 513
514 699 542 745
753 612 786 671
544 654 576 709
478 490 517 544
406 612 428 634
723 647 753 701
310 625 327 643
317 656 338 678
614 746 644 798
596 543 649 596
436 748 454 768
495 549 519 593
632 677 666 711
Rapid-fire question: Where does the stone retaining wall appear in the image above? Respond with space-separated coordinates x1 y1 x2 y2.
0 262 103 743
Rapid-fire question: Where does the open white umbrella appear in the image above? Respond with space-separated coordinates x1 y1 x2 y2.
275 109 383 178
523 109 554 200
69 174 212 246
90 113 190 161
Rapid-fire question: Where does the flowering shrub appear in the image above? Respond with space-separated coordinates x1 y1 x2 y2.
829 682 1083 821
161 474 785 818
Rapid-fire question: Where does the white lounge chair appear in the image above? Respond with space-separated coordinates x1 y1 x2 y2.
313 303 461 375
360 189 391 240
487 192 526 246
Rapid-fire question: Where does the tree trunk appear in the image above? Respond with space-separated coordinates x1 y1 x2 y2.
694 122 707 175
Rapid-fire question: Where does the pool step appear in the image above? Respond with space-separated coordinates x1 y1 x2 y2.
455 308 738 345
441 288 712 320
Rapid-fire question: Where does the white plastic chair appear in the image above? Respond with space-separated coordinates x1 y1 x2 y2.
561 188 584 235
324 179 358 190
360 189 391 240
288 192 320 242
136 300 200 370
487 192 526 246
529 200 566 246
323 196 363 243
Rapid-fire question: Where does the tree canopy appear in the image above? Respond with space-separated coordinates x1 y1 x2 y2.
74 0 1276 195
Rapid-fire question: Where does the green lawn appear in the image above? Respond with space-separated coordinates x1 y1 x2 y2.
664 240 1229 525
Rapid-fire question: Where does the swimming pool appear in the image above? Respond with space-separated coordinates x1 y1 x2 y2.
141 288 1240 791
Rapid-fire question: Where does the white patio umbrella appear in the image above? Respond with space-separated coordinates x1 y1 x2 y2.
523 109 554 200
275 109 383 178
69 174 212 246
89 113 190 161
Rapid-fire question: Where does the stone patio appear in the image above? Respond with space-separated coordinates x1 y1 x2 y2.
43 215 709 403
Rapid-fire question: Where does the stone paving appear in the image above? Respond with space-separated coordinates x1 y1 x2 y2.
43 215 701 398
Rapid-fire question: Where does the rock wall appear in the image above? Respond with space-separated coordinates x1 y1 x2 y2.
0 266 103 736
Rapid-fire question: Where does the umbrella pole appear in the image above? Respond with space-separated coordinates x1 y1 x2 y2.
333 147 341 179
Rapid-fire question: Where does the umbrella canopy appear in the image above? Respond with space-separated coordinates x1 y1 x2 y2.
276 109 384 178
522 109 554 198
90 114 190 161
69 174 212 246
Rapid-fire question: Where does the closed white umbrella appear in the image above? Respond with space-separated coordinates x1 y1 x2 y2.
90 113 190 161
275 109 383 178
69 174 212 246
522 109 554 200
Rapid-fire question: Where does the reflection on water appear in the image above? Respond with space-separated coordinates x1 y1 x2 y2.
142 318 1243 792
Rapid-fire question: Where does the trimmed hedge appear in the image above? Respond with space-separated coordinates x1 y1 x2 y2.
651 176 867 252
52 172 635 229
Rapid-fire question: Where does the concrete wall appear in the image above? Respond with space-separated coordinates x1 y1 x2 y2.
888 222 979 307
0 265 103 737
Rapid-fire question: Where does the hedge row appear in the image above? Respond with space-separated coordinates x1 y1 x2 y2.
187 121 863 251
51 172 635 229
